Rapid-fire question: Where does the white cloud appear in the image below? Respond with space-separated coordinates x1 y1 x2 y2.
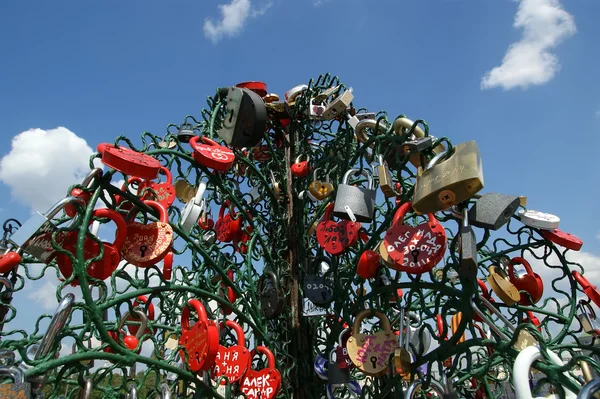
0 127 101 212
203 0 272 43
481 0 576 90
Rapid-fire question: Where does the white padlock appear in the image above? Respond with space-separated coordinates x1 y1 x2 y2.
513 345 577 399
518 209 560 230
179 181 207 233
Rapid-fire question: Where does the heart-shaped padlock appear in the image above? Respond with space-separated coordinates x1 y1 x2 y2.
507 257 543 305
212 320 251 384
189 136 235 171
122 200 173 267
127 295 155 338
215 201 243 243
115 177 152 213
56 208 127 285
383 201 446 274
357 249 381 279
240 346 281 399
346 310 397 376
308 168 334 200
146 166 176 209
179 299 219 373
487 265 520 306
316 202 361 256
97 143 162 180
335 328 354 370
303 258 334 306
291 154 311 178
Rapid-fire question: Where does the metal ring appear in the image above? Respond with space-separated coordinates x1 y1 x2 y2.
405 379 445 398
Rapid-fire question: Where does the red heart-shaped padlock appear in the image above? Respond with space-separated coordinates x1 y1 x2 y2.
383 201 446 274
357 250 381 279
215 201 243 243
291 154 311 178
212 320 251 384
98 143 162 180
127 295 155 337
240 346 281 399
179 299 219 373
507 257 543 305
189 136 235 171
146 166 176 209
122 200 173 267
104 309 148 356
0 252 22 274
56 208 127 285
316 203 360 256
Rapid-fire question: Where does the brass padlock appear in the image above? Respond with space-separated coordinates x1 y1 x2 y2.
377 155 395 197
487 265 520 306
412 141 484 215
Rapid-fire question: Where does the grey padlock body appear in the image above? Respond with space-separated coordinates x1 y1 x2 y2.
460 209 478 283
0 366 32 398
468 192 520 230
217 87 267 148
327 349 350 387
333 169 376 223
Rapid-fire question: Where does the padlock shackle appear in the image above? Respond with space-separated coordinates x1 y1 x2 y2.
44 195 87 220
470 296 512 342
578 299 597 320
0 366 24 384
91 208 127 251
351 309 392 337
507 257 534 278
142 200 168 224
392 117 426 139
338 327 350 346
405 378 445 399
133 295 155 321
192 181 207 206
80 376 93 399
80 167 103 188
0 277 13 292
119 309 148 340
436 314 446 339
424 149 450 171
579 380 600 399
354 118 389 143
254 345 276 369
477 279 490 298
155 166 173 185
36 293 75 360
295 154 310 164
391 202 412 226
220 320 246 347
341 168 373 190
126 383 138 399
181 299 209 332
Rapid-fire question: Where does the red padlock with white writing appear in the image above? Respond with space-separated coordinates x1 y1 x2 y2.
179 299 219 373
383 201 446 274
316 202 360 256
291 154 311 178
212 320 251 384
104 309 148 356
98 143 162 180
215 201 243 243
189 136 235 171
56 208 127 285
122 200 173 267
240 346 281 399
127 295 155 337
146 166 176 209
507 257 543 305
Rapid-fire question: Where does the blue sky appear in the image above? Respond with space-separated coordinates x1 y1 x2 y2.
0 0 599 359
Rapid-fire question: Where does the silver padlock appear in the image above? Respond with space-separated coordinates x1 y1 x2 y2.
179 181 207 233
126 382 138 399
578 300 600 337
333 169 376 223
9 196 85 263
79 377 93 399
160 383 171 399
405 378 445 398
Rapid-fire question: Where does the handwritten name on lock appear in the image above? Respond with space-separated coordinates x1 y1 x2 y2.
347 310 396 376
416 165 466 191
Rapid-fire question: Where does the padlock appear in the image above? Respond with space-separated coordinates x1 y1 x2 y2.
377 155 395 197
189 136 235 171
240 346 281 399
390 117 445 170
517 208 560 230
56 208 127 285
346 309 396 376
284 84 308 104
335 328 354 370
541 228 583 251
451 312 466 344
308 168 334 200
383 201 446 274
159 383 171 399
105 309 148 354
235 81 267 97
321 89 354 120
97 143 161 180
578 300 600 337
333 169 376 223
146 166 176 209
468 192 520 230
8 196 85 264
198 208 214 231
127 295 155 337
212 320 251 384
573 271 600 308
214 201 243 243
179 181 207 233
78 377 93 399
125 383 137 399
303 258 334 306
0 366 32 398
579 380 600 399
356 249 381 279
291 154 311 178
471 296 537 351
412 141 484 214
347 111 376 129
394 308 412 379
328 346 350 386
405 378 445 399
178 299 219 372
316 202 361 256
114 177 152 212
487 265 520 306
64 168 103 217
507 257 543 305
258 271 284 320
404 311 431 354
122 200 173 267
217 86 267 148
176 123 195 143
459 206 478 282
513 346 577 399
353 118 389 143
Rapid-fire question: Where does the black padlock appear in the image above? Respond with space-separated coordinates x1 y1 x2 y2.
327 348 350 387
217 87 267 148
177 124 196 144
402 136 434 155
468 192 520 230
460 207 478 283
303 258 334 307
258 270 283 320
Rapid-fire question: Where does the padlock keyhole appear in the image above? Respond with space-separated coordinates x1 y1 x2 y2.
139 245 148 257
411 249 419 263
370 356 377 368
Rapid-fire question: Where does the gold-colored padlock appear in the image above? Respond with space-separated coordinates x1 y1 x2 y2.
346 310 396 376
378 240 395 267
413 141 484 215
451 312 466 343
308 168 334 200
487 265 520 306
377 155 395 197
